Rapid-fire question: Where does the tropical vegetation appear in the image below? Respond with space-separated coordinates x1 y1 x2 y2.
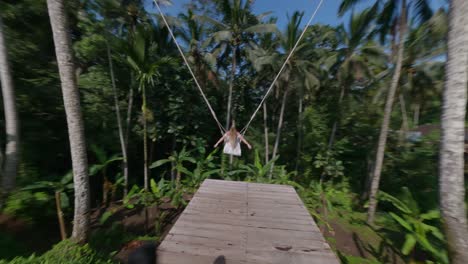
0 0 466 263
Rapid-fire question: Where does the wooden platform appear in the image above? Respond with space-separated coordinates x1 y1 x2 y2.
156 179 339 264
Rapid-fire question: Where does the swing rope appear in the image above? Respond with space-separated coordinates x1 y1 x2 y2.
240 0 324 135
153 0 226 135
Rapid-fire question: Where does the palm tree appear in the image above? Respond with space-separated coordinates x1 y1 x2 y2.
104 39 129 197
405 62 444 127
329 6 386 148
246 17 279 164
96 0 153 196
178 9 217 89
402 10 446 128
204 0 277 130
367 0 407 225
46 0 90 243
0 15 19 199
340 0 433 224
127 27 153 192
439 0 468 262
127 26 175 191
270 12 320 178
247 12 321 177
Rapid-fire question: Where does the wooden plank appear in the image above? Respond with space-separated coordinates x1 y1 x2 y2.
157 250 247 264
157 179 338 264
246 250 340 264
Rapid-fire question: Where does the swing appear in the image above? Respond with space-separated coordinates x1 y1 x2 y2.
153 0 324 156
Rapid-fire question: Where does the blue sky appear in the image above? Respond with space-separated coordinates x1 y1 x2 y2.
150 0 447 29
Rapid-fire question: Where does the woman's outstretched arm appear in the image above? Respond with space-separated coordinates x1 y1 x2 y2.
214 133 227 148
237 132 252 149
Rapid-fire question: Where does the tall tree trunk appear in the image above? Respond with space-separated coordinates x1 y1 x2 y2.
439 0 468 262
171 137 176 182
226 46 237 129
142 87 148 191
47 0 90 243
367 0 407 224
263 103 269 164
269 83 291 179
328 84 346 149
0 16 19 197
226 46 237 167
399 93 409 143
295 95 303 172
125 87 134 145
413 103 420 127
106 42 128 197
361 153 374 201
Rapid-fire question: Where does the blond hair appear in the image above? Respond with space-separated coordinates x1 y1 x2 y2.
228 121 237 148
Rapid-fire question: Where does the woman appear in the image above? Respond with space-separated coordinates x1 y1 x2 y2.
214 121 251 156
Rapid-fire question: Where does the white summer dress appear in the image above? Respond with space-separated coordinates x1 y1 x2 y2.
223 133 242 156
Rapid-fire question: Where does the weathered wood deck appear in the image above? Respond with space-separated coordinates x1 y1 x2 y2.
157 179 339 264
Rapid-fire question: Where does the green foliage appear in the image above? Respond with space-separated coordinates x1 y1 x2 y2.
98 210 116 226
3 190 53 223
378 188 448 263
313 150 345 180
20 172 74 209
302 180 355 215
234 150 277 182
270 166 302 190
0 0 451 263
0 240 114 264
150 147 196 183
123 178 186 209
89 145 123 177
337 251 381 264
382 133 439 210
184 148 220 188
4 172 75 227
89 223 134 257
154 211 169 238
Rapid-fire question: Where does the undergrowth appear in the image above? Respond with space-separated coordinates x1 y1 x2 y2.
0 240 114 264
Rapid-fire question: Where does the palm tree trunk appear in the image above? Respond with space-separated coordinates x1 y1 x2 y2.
413 103 420 127
361 153 374 201
367 0 407 224
171 137 176 182
123 86 133 195
47 0 90 243
269 84 291 179
55 191 67 241
263 103 269 164
295 95 303 172
439 0 468 262
106 42 128 197
226 46 237 129
142 86 149 191
328 85 346 149
0 16 19 196
226 46 237 167
125 87 134 143
399 93 409 143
